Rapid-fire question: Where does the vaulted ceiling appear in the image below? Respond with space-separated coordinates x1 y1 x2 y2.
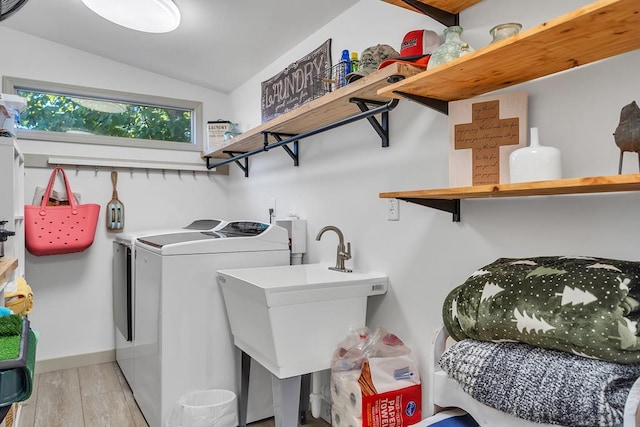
1 0 359 93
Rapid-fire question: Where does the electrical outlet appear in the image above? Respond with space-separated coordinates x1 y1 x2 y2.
387 199 399 221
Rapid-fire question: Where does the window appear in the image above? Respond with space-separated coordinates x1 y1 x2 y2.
3 76 203 151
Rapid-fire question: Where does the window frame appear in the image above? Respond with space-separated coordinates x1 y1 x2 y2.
2 76 204 152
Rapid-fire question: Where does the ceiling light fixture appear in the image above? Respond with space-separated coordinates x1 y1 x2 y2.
81 0 180 33
0 0 29 22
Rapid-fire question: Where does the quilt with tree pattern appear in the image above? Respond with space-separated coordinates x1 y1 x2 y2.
443 256 640 363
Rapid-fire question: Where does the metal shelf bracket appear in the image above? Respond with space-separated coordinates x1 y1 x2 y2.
399 0 459 26
265 132 300 166
350 98 397 147
224 151 250 178
393 91 449 115
205 97 400 176
400 197 461 222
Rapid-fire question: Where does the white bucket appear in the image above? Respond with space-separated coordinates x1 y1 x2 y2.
166 389 238 427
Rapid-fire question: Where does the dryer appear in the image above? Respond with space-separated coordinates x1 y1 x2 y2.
133 221 290 427
112 219 227 388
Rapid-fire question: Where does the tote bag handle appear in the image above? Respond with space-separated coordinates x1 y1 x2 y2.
39 167 78 215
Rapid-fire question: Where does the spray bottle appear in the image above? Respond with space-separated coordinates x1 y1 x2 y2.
337 49 351 88
350 52 359 73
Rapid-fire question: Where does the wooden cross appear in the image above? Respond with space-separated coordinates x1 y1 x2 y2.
454 100 520 185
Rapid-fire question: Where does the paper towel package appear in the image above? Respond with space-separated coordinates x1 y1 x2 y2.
333 404 363 427
331 357 421 427
362 355 421 427
331 382 421 427
362 384 421 427
331 327 421 427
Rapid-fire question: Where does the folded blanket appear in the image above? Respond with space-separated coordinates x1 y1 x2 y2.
439 339 640 426
443 256 640 363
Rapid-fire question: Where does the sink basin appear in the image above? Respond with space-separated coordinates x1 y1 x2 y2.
217 263 387 378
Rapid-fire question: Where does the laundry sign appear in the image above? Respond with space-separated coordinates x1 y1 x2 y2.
261 39 332 123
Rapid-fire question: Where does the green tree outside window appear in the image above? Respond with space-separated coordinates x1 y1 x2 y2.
17 89 192 143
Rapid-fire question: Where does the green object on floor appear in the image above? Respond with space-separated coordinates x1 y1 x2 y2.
0 336 20 361
0 329 36 404
20 329 37 401
0 315 21 337
0 317 37 404
0 315 22 362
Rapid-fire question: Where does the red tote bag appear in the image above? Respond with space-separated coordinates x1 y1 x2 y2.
25 167 100 256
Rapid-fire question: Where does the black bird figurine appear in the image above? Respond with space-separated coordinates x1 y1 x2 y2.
614 101 640 174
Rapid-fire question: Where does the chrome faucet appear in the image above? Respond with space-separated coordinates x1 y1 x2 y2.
316 225 352 273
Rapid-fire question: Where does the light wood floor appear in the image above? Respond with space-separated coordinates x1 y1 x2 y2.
17 362 330 427
18 362 148 427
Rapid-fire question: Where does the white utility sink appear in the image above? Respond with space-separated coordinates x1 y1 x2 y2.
217 263 387 379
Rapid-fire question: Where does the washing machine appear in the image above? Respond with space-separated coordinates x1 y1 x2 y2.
133 221 290 427
112 219 228 389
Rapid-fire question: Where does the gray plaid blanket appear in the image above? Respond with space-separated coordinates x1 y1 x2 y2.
439 339 640 426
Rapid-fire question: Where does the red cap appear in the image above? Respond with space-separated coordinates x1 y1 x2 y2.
378 55 431 70
378 29 441 70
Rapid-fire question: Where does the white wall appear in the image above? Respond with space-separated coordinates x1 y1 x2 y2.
4 0 640 416
0 26 233 361
228 0 640 413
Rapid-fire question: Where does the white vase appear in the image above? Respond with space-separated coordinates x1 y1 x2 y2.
509 127 561 183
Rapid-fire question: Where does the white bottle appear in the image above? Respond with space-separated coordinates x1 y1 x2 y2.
509 127 562 183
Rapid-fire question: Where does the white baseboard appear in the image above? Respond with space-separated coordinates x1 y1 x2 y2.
35 349 115 374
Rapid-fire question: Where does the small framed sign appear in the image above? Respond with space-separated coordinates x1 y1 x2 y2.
207 120 232 153
261 39 332 123
448 91 528 187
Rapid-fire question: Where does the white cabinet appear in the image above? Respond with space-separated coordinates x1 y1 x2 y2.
0 137 25 277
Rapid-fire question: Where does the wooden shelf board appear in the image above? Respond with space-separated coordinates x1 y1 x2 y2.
202 62 424 158
378 0 640 101
381 0 481 15
380 174 640 200
0 258 18 285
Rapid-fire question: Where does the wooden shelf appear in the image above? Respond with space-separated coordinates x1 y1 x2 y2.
202 62 424 159
0 258 17 286
378 0 640 222
381 174 640 200
378 0 640 103
381 0 481 15
380 174 640 221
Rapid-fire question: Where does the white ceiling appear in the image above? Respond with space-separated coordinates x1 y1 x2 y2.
0 0 359 93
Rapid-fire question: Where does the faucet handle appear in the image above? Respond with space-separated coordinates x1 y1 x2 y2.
342 242 352 260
